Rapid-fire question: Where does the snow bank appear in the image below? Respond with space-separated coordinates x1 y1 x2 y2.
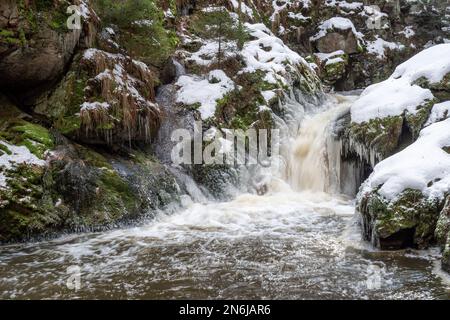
361 117 450 201
176 70 235 119
351 78 433 123
392 43 450 84
188 40 238 66
351 44 450 123
0 141 45 189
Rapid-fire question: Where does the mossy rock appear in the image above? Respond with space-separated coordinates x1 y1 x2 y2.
442 233 450 273
349 115 404 157
413 73 450 101
320 53 349 85
358 188 443 249
0 115 54 159
191 164 239 200
405 100 435 138
436 195 450 245
0 163 61 242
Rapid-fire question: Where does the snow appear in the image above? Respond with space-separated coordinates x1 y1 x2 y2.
188 40 238 66
315 50 346 66
176 70 235 120
351 78 433 123
392 43 450 84
82 49 157 110
350 45 450 123
399 26 415 39
425 101 450 126
325 0 363 11
132 19 153 27
262 90 276 103
0 141 45 189
80 102 110 111
230 0 254 19
366 36 405 59
269 0 312 29
241 23 310 84
288 12 309 21
310 17 363 41
361 118 450 201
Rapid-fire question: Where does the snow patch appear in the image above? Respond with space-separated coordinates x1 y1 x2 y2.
366 36 405 59
425 101 450 126
392 43 450 84
0 141 45 189
176 70 235 120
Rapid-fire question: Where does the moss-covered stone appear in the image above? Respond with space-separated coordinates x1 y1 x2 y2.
358 188 443 249
319 53 349 85
436 196 450 245
349 115 404 157
413 73 450 101
405 100 436 138
442 233 450 273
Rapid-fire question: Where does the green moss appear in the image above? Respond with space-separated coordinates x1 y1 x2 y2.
0 164 60 242
76 144 112 169
92 168 137 221
405 100 435 138
0 118 54 159
94 0 179 65
359 188 443 249
0 142 12 155
36 69 88 136
350 115 404 156
413 73 450 100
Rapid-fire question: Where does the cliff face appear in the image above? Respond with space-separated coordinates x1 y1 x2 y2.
243 0 449 90
0 0 321 241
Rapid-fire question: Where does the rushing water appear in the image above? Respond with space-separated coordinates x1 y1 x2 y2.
0 95 449 299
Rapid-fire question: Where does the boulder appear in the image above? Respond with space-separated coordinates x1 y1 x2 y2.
316 30 360 54
0 1 96 105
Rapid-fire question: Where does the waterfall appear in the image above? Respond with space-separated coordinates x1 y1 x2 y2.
273 93 358 194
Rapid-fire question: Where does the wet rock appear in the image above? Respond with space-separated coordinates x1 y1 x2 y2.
0 1 97 105
358 189 443 250
436 196 450 271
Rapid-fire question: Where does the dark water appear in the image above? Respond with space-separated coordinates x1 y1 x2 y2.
0 191 448 299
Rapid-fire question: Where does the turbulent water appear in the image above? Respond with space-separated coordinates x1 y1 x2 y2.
0 95 449 299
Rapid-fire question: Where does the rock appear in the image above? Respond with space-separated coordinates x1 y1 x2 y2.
443 234 450 272
0 1 97 105
358 189 443 250
314 51 349 85
315 30 360 54
35 48 161 146
436 196 450 271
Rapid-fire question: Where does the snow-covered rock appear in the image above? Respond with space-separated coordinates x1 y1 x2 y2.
361 118 450 201
310 17 363 54
351 44 450 124
176 70 236 120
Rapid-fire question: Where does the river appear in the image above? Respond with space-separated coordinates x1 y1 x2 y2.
0 94 449 299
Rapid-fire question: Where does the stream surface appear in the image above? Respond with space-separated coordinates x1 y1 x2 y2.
0 94 449 299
